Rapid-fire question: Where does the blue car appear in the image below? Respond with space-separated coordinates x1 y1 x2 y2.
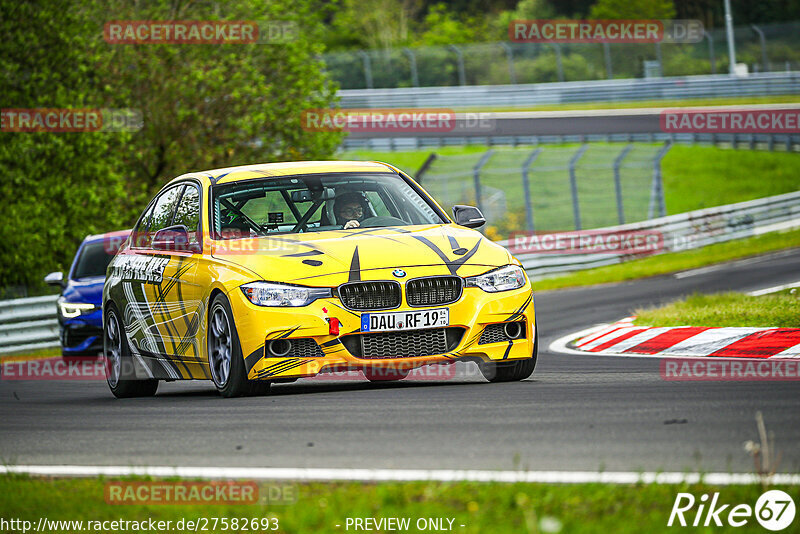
45 230 130 357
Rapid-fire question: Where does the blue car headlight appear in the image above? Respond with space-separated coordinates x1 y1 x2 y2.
241 282 332 307
58 297 97 318
465 265 527 293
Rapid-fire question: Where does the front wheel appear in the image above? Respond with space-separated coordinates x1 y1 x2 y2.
479 330 538 383
207 294 270 398
104 305 158 398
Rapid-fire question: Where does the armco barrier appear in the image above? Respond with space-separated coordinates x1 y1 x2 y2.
0 295 59 355
501 190 800 279
1 191 798 353
339 72 800 109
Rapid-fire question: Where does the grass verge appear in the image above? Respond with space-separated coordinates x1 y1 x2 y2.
341 144 800 219
534 229 800 291
1 475 796 533
661 145 800 214
0 346 60 362
634 291 800 328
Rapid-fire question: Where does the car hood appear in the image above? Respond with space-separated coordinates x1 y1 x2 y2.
210 224 513 286
62 276 105 304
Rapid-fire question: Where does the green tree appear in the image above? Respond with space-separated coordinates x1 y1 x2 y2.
589 0 676 19
97 0 342 193
0 0 342 293
0 0 133 295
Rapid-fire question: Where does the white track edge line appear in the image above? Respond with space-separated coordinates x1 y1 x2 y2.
1 465 798 485
747 280 800 296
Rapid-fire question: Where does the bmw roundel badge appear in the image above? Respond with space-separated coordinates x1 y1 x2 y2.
392 269 406 278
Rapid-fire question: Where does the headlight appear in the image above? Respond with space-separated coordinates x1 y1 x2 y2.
465 265 527 293
58 298 97 318
241 282 332 307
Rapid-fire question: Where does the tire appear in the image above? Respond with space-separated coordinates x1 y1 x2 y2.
208 294 270 398
479 330 538 383
104 304 159 398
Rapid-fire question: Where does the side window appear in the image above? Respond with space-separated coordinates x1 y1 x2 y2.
172 184 201 244
366 191 391 217
131 202 156 249
146 186 184 244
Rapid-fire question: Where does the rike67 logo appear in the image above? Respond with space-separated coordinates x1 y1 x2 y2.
669 490 796 531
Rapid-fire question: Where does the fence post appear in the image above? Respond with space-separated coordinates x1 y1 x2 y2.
449 45 467 86
750 25 769 72
648 141 672 219
414 153 437 183
704 30 716 74
551 43 565 82
357 50 373 89
402 48 419 87
521 148 543 232
613 144 633 225
499 42 517 84
603 42 613 79
655 42 663 77
568 144 588 230
473 150 494 214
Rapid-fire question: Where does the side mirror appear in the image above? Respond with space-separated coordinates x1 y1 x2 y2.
152 225 201 253
452 205 486 229
44 271 65 288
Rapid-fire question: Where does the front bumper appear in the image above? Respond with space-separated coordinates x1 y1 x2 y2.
60 311 104 356
229 279 536 381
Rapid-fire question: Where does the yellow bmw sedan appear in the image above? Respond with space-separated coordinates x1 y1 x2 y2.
103 161 537 398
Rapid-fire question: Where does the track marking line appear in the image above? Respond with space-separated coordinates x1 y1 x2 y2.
1 465 798 485
747 280 800 296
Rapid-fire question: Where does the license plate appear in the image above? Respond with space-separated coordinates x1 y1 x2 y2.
361 308 449 332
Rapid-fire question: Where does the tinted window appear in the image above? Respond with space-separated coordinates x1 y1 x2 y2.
131 201 156 248
172 184 201 244
71 242 116 279
147 185 184 239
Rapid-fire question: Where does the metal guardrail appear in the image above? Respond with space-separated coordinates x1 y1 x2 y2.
0 295 59 355
1 191 798 352
339 72 800 109
500 190 800 279
342 132 800 152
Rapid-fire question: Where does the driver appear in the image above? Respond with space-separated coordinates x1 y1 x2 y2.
334 192 368 229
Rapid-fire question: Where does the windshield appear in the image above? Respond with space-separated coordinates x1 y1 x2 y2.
71 241 117 279
211 172 447 238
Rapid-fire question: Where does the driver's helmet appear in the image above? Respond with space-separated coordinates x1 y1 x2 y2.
333 191 369 225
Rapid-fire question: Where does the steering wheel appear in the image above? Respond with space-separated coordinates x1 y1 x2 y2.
358 216 407 228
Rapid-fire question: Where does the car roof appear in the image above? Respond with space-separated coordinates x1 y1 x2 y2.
169 160 397 187
83 229 131 243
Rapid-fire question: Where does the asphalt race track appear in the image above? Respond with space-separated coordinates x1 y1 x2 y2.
1 249 799 474
346 104 800 139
